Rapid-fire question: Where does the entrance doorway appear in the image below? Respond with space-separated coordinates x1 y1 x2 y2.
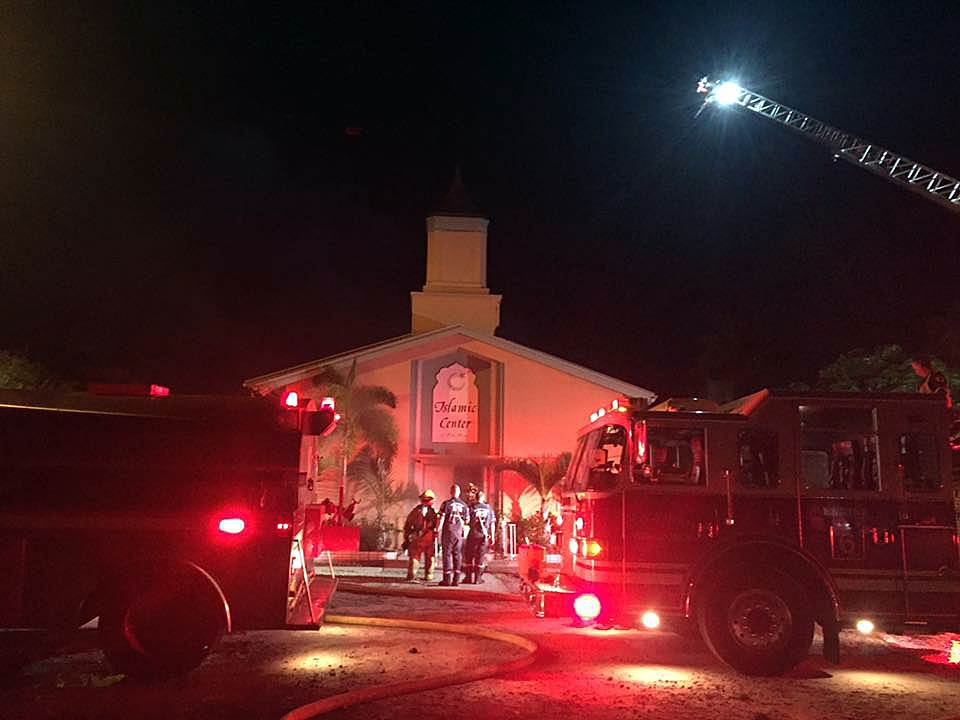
454 464 485 497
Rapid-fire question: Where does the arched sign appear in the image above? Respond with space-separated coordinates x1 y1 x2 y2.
432 362 479 443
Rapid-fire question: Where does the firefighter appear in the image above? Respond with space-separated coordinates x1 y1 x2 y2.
402 490 438 582
463 490 495 584
911 354 953 408
436 484 470 586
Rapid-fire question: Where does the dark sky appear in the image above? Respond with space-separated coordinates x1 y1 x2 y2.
3 2 959 397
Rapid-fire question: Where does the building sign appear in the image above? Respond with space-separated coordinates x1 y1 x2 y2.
432 363 479 443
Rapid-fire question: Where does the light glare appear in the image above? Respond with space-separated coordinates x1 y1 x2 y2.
218 517 246 534
714 81 743 106
573 593 602 622
856 619 875 635
641 611 661 629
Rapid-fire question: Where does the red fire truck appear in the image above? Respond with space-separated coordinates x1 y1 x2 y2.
0 386 335 679
538 389 960 675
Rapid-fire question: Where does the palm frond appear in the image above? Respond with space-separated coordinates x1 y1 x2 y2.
353 384 397 410
497 458 541 488
499 453 572 508
311 365 347 393
354 406 399 462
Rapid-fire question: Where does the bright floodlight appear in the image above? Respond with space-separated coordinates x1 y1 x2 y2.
713 81 743 106
856 619 875 635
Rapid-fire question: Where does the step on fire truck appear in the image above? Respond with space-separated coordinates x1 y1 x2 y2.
531 390 960 676
0 385 336 679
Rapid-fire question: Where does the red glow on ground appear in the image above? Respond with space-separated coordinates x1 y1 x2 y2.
920 641 960 667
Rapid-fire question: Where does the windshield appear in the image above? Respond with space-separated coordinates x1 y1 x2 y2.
569 424 627 492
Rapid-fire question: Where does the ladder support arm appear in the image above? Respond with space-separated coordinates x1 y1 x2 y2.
698 78 960 214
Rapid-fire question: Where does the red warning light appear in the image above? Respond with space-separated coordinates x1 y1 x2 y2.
218 517 246 535
283 391 299 408
320 396 335 410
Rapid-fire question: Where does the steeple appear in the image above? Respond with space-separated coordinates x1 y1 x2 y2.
432 166 484 218
410 170 502 335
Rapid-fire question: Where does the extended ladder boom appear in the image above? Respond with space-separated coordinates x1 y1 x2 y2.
697 78 960 214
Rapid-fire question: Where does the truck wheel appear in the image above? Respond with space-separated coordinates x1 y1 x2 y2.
99 562 228 680
698 566 813 676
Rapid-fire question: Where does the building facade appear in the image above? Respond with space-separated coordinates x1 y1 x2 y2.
244 178 653 531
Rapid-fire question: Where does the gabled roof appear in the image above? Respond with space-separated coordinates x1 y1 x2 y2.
243 324 655 399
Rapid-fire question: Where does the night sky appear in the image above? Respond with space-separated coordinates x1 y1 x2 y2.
3 2 959 398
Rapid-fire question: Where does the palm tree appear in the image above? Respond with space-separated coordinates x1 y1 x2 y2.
347 446 420 548
311 360 399 511
497 452 572 516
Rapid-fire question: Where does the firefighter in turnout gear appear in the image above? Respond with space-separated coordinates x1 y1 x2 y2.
403 489 438 581
436 484 470 586
463 490 495 584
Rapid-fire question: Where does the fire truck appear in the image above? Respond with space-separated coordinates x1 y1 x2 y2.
537 389 960 675
0 385 335 679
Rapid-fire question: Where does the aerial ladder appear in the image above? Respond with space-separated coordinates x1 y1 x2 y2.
696 77 960 215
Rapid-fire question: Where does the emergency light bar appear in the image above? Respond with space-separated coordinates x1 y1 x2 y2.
87 383 171 397
589 398 630 423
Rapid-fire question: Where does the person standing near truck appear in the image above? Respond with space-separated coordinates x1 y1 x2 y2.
912 354 953 408
436 484 470 586
403 490 438 582
463 490 495 584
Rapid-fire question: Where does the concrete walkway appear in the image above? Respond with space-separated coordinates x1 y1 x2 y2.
314 565 519 596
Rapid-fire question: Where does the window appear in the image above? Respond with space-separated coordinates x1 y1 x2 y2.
737 429 779 488
572 425 626 492
564 434 591 493
635 426 706 485
899 433 942 492
800 406 880 491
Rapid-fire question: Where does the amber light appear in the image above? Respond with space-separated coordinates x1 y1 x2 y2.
582 539 603 558
950 640 960 665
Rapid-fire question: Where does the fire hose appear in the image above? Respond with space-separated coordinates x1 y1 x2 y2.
280 612 538 720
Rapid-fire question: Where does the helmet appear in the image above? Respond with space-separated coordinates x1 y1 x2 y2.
419 489 436 501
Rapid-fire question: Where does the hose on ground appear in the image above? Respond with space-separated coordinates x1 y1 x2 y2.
279 613 538 720
335 580 522 603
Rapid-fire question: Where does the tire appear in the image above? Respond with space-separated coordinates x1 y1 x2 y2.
99 562 228 680
697 565 814 676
